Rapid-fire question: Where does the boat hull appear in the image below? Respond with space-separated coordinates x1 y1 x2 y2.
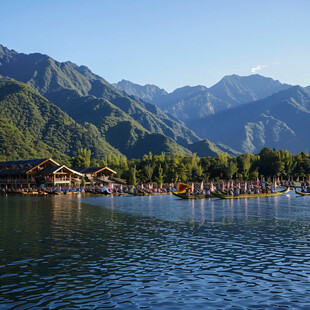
295 190 310 196
211 187 289 199
172 192 214 200
127 192 154 196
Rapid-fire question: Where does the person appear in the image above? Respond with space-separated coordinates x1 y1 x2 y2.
101 186 108 193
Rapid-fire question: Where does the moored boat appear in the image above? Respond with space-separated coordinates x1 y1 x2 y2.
295 188 310 196
127 191 153 196
172 192 213 200
211 187 289 199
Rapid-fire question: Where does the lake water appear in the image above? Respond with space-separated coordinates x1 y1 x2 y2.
1 191 310 309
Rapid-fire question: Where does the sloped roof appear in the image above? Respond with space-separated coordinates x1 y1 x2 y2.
0 158 57 175
74 167 117 174
39 165 83 176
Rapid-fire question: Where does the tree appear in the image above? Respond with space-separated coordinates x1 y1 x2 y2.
156 164 164 184
225 159 238 179
71 148 91 168
144 164 155 182
129 165 137 185
238 153 252 179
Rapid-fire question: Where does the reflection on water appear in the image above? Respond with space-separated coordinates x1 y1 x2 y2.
1 192 310 309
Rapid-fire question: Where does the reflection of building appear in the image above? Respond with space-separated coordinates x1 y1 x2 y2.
74 167 117 184
0 158 82 188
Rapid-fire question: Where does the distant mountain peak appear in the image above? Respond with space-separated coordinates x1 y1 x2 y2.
114 79 168 103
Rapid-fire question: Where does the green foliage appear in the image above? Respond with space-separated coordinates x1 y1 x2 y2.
81 177 86 188
103 147 310 185
129 165 137 186
71 148 91 168
187 139 240 157
0 78 123 160
0 117 70 163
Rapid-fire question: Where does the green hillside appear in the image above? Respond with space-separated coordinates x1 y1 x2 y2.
48 89 193 157
0 44 199 147
0 77 123 159
187 139 240 157
0 117 69 162
190 86 310 154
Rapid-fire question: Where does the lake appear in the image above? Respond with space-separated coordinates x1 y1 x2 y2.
1 191 310 309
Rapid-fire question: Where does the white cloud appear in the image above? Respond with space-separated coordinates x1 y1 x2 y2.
251 64 267 73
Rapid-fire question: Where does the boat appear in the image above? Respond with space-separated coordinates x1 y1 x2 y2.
211 187 289 199
172 182 213 199
127 191 153 196
172 192 213 200
295 188 310 196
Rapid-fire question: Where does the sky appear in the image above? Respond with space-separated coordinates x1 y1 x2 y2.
0 0 309 92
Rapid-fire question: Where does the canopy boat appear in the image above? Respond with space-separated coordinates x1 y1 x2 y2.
211 187 289 199
172 192 213 200
172 182 213 199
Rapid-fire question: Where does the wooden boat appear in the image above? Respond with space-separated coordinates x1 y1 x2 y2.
127 191 154 196
172 192 213 200
295 189 310 196
211 187 289 199
177 182 192 193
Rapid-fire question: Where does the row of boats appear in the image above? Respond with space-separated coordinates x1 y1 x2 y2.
172 183 294 200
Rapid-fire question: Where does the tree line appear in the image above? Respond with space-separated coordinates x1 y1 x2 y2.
71 147 310 185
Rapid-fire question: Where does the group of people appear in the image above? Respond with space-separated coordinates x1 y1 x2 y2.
186 181 281 196
1 180 293 197
300 186 310 193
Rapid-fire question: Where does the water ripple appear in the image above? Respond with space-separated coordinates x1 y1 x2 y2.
1 193 310 309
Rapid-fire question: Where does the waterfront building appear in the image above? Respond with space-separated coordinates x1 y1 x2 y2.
0 158 82 188
74 167 117 185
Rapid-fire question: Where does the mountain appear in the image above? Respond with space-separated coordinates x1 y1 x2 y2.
114 79 168 103
186 139 241 157
0 77 123 160
0 44 199 157
0 46 199 157
189 86 310 154
115 74 292 127
306 86 310 92
152 85 231 122
0 45 117 99
0 117 69 163
208 74 291 106
47 89 192 157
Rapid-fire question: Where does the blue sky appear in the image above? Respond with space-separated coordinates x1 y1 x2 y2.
0 0 309 91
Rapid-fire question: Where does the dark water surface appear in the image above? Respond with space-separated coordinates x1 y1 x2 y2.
1 191 310 309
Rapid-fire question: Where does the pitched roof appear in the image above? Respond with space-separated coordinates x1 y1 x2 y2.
74 167 117 174
39 165 83 176
0 158 56 175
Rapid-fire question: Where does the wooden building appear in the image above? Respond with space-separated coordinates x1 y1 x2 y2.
38 165 82 186
74 167 117 184
0 158 82 188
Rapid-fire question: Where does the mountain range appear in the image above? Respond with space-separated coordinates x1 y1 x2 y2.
0 43 309 161
115 77 310 154
0 44 241 160
114 75 292 123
